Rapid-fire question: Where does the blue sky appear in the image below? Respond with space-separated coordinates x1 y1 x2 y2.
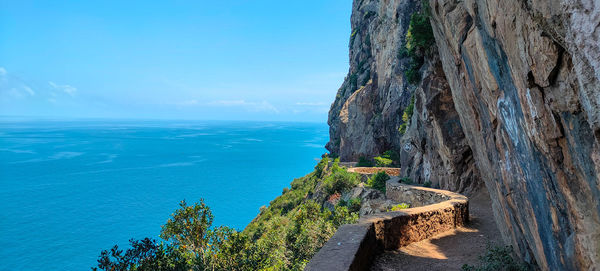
0 0 351 122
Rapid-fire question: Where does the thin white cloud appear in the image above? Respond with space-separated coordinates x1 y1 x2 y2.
8 88 23 98
0 67 7 84
207 99 279 113
208 100 247 106
49 81 77 96
22 86 35 96
173 99 279 113
296 102 328 106
177 99 199 106
0 68 35 98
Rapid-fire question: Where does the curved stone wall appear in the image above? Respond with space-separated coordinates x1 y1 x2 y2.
305 178 468 271
347 167 401 176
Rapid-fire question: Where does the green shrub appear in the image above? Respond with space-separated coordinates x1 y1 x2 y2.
348 197 362 213
462 245 529 271
373 150 400 167
332 205 359 226
401 0 434 85
350 29 358 44
160 199 213 256
405 2 434 52
399 95 415 135
374 156 393 167
404 61 422 84
315 155 329 177
398 123 408 134
367 171 390 193
356 156 374 167
400 177 413 184
404 95 415 121
337 197 361 213
391 203 410 211
323 162 360 195
423 181 432 187
382 150 400 163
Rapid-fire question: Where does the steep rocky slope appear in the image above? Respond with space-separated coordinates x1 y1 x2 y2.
429 0 600 269
399 54 481 194
327 0 480 194
327 0 600 270
326 0 418 160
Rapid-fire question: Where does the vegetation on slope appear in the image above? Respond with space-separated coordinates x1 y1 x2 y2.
366 171 390 193
398 95 415 134
400 0 435 85
357 150 401 167
93 157 360 271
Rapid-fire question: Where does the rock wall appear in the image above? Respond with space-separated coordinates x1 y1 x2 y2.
328 0 600 268
327 0 480 194
400 54 480 194
428 0 600 269
326 0 418 161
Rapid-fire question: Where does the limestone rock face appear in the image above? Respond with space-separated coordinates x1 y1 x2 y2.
326 0 419 161
327 0 479 194
428 0 600 269
400 54 480 194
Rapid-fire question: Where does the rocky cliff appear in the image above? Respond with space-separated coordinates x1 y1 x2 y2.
429 0 600 269
327 0 600 270
326 0 417 160
327 0 480 194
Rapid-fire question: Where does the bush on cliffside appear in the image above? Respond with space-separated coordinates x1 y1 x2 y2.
338 197 362 213
94 157 360 271
401 0 435 85
399 95 415 134
367 171 390 193
374 150 400 167
391 203 410 211
374 156 393 167
356 156 374 167
322 160 360 195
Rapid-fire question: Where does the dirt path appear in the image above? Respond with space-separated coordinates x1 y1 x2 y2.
371 189 503 271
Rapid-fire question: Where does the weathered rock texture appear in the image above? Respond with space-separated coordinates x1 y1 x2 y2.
386 179 450 207
327 0 600 269
400 55 480 194
327 0 480 194
327 0 419 160
428 0 600 269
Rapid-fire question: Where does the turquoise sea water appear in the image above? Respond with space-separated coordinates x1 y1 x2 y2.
0 120 328 270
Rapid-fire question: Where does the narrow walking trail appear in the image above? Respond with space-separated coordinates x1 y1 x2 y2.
371 189 503 271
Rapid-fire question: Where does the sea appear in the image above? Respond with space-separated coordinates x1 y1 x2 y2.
0 119 329 270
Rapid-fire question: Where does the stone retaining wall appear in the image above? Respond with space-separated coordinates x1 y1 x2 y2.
305 177 468 271
386 179 450 207
346 167 401 176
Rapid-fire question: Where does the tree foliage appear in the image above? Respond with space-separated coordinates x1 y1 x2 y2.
160 200 212 256
401 0 435 85
94 157 360 271
367 171 390 193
